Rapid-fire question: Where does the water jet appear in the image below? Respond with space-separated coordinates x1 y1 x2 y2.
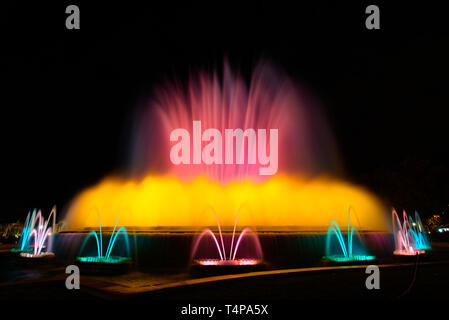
322 207 376 265
190 208 265 276
75 213 132 275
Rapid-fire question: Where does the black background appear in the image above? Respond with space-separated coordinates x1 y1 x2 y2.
1 2 448 223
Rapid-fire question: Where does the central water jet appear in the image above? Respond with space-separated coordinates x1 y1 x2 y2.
190 207 264 275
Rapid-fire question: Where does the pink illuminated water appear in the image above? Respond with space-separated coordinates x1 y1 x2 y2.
130 61 339 183
20 206 56 257
191 208 263 264
392 209 425 256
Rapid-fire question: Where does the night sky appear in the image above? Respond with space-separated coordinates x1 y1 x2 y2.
2 3 448 223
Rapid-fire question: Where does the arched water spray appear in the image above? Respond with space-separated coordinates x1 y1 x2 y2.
392 208 429 255
18 206 56 257
232 227 263 261
409 211 431 250
12 209 36 253
191 205 263 265
323 207 375 262
190 229 224 261
326 221 348 257
77 212 131 263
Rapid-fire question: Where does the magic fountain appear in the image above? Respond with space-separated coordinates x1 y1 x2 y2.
56 62 389 269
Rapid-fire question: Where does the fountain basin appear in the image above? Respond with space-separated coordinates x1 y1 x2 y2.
53 232 392 270
18 252 56 266
321 255 377 266
393 249 427 263
393 250 426 256
190 259 265 277
19 252 55 258
10 247 33 253
76 256 133 275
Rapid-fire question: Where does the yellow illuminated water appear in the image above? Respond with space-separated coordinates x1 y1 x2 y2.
63 174 388 232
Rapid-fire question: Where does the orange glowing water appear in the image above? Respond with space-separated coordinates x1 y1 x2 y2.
63 174 388 232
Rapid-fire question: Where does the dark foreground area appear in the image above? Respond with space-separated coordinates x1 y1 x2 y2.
1 243 449 302
3 263 448 300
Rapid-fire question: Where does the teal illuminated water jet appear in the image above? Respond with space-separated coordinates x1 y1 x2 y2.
13 207 56 257
11 209 36 253
191 206 264 266
322 207 376 262
76 215 131 264
393 209 430 255
408 211 431 251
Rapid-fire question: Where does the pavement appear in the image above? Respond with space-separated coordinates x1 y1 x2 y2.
1 243 449 300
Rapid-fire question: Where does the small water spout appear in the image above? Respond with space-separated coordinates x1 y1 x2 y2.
78 213 130 263
191 206 263 265
17 206 56 257
392 209 430 256
323 207 375 262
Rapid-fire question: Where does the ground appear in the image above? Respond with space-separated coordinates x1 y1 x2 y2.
1 243 449 301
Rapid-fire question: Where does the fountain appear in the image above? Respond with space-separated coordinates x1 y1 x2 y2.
392 209 429 256
55 62 389 270
190 207 264 275
322 207 376 264
18 206 56 262
76 214 131 274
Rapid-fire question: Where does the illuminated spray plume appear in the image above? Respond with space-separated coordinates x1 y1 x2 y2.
19 206 56 257
392 209 430 256
191 207 263 266
131 61 339 182
63 62 387 232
